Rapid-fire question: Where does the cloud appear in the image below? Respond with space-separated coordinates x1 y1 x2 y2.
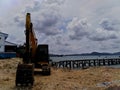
14 15 24 27
88 28 118 41
87 17 120 41
2 0 120 54
13 0 65 36
99 18 120 31
66 17 119 42
37 32 72 54
33 10 62 36
22 1 41 13
44 0 65 5
6 34 25 45
0 22 3 29
99 18 115 30
67 17 91 40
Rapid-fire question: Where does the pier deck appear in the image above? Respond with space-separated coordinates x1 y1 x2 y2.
51 58 120 69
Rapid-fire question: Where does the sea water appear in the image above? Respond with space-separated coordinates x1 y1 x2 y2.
50 55 120 62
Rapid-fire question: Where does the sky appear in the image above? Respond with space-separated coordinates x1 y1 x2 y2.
0 0 120 54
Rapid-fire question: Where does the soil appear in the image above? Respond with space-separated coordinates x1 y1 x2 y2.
0 58 120 90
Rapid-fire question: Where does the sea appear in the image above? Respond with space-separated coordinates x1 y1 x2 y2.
50 55 120 68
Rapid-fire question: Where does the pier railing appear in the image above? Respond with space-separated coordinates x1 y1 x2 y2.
51 58 120 69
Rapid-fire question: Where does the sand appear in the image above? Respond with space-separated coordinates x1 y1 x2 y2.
0 58 120 90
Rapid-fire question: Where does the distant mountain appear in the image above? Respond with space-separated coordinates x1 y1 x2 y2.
49 54 64 57
113 52 120 55
50 52 120 57
84 52 111 55
79 52 120 56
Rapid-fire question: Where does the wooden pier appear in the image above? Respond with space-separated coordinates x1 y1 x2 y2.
51 58 120 69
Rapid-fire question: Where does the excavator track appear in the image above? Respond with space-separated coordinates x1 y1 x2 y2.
16 63 34 86
42 64 51 75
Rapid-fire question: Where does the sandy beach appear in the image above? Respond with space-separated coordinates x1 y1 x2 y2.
0 58 120 90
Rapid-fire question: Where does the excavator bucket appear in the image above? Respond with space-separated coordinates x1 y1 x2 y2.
15 63 34 86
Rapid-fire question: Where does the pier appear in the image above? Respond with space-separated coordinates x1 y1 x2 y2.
51 58 120 69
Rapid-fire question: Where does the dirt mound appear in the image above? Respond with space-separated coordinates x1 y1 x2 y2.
0 58 120 90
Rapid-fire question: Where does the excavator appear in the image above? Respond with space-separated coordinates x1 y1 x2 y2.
15 13 51 86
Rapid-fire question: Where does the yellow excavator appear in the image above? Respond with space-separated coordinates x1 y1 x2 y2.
15 13 51 86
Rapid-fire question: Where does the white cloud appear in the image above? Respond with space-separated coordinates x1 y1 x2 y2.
1 0 120 54
67 17 91 40
88 28 118 41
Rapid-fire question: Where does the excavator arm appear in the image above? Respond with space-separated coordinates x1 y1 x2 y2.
25 13 37 62
29 23 37 58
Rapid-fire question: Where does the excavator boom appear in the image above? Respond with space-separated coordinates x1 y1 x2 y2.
24 13 37 63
